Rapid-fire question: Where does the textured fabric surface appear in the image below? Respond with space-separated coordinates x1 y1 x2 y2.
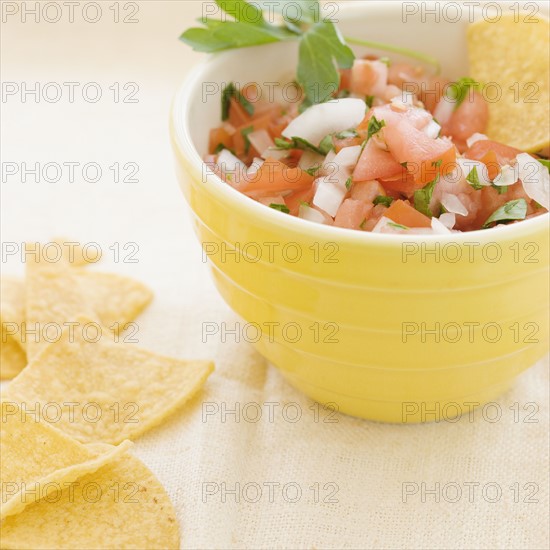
1 2 548 548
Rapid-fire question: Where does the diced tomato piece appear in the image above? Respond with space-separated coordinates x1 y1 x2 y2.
334 199 373 230
353 139 405 182
464 139 524 180
285 185 315 216
464 139 523 165
442 91 488 152
350 59 388 96
384 119 456 186
361 204 388 231
209 126 234 154
252 103 283 122
228 97 253 127
379 172 418 197
233 111 278 157
384 199 431 228
339 68 352 92
350 180 386 203
239 158 314 194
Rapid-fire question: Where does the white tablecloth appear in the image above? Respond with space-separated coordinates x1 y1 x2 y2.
2 2 548 548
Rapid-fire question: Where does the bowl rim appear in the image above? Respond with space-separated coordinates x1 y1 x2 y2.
171 1 549 247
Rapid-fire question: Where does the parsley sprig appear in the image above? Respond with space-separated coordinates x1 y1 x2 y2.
181 0 440 107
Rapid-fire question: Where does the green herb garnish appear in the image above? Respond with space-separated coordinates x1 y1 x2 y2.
337 89 350 98
181 0 440 109
387 221 409 230
345 177 352 191
269 203 290 214
274 136 324 155
365 95 374 108
241 125 254 154
492 184 508 195
318 134 334 155
537 158 550 173
305 165 321 176
483 199 527 228
221 82 254 121
446 77 482 109
373 195 393 207
466 166 483 190
367 116 385 141
359 218 367 229
413 171 439 217
400 161 408 168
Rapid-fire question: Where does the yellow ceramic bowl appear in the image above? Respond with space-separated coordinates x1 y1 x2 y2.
171 2 549 422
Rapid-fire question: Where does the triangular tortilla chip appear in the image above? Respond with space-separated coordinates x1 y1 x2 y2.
0 337 26 380
0 278 27 379
467 14 550 152
3 325 214 444
0 453 180 549
25 257 153 360
0 401 132 519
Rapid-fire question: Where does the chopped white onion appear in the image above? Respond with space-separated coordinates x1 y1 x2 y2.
247 158 264 177
217 149 246 172
422 119 441 139
248 129 274 158
431 216 452 234
492 164 519 186
441 193 468 216
466 133 488 148
312 176 347 217
516 153 549 209
264 148 290 161
282 98 366 146
298 203 329 224
298 149 325 170
433 97 455 126
439 212 457 229
456 158 492 186
333 145 362 170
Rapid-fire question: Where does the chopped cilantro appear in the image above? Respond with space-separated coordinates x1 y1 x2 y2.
483 199 527 228
400 161 408 168
537 158 550 173
446 77 482 109
367 115 385 140
359 218 367 229
337 89 351 98
305 165 321 176
413 172 439 217
241 125 254 154
365 95 375 108
373 195 393 207
387 221 409 230
345 177 352 190
274 136 324 155
318 134 334 155
222 82 254 121
492 184 508 195
269 203 290 214
466 166 483 190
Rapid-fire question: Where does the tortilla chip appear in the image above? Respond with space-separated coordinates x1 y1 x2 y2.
467 14 550 152
0 453 179 550
53 237 98 266
0 337 26 380
0 278 27 379
25 257 153 360
0 277 26 348
3 324 214 444
0 401 132 519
